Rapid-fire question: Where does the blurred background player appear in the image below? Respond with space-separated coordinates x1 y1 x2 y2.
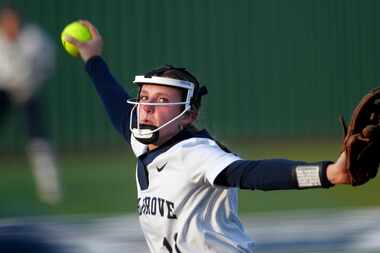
0 5 61 205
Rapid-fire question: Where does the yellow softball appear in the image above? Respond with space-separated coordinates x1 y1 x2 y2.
61 21 92 57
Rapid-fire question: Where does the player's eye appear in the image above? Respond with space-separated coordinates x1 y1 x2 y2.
139 95 148 101
158 97 169 103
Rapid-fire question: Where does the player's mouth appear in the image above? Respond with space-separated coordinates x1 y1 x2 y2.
141 119 156 126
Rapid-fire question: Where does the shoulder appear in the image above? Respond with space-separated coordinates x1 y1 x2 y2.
20 24 53 50
174 137 232 159
20 24 45 40
171 135 241 168
172 136 241 185
174 129 236 157
161 129 234 159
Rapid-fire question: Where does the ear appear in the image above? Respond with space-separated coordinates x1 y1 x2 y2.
181 110 198 126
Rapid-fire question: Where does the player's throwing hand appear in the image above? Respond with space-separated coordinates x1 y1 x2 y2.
63 20 103 62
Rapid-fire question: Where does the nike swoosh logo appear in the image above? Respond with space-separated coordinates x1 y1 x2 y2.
156 162 167 172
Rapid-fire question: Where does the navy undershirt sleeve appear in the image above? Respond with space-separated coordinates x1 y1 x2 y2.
214 159 331 191
85 56 133 142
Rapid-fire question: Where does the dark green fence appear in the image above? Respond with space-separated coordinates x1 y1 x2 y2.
2 0 380 151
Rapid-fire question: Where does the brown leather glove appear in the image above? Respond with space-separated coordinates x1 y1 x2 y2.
341 87 380 186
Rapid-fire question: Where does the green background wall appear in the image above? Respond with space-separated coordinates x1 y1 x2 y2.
2 0 380 151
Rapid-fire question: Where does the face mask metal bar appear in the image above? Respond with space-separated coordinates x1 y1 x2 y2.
127 75 195 141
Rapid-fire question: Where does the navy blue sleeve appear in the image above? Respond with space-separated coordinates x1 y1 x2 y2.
85 56 133 142
214 159 334 191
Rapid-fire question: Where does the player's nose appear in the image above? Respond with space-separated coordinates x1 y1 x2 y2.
141 103 155 113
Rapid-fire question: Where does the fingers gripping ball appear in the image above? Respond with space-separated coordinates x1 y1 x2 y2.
61 21 92 57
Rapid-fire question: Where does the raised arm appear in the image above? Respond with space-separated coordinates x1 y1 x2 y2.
63 20 133 141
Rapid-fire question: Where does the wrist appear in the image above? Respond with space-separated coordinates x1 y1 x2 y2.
326 163 337 184
294 161 334 189
320 161 335 187
326 162 351 185
85 54 101 64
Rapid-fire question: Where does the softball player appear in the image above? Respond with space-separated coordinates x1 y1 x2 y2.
0 5 61 205
66 21 351 253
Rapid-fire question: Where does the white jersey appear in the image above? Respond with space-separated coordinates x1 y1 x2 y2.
0 24 55 103
131 129 255 253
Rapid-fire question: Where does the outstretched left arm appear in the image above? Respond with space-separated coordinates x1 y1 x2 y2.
214 152 352 190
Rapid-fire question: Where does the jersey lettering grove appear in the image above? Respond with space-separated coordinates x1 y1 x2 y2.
137 196 177 219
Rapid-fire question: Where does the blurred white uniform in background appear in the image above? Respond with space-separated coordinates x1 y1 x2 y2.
0 6 61 205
